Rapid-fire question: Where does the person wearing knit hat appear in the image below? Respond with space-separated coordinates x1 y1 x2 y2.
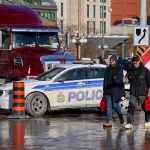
110 54 117 62
125 55 150 129
103 55 125 127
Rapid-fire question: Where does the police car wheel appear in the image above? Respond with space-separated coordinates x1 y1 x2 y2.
25 92 48 117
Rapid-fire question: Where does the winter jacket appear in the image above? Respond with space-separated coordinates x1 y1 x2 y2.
127 63 150 96
103 64 125 103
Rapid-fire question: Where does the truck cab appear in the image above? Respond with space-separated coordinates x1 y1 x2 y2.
0 4 75 84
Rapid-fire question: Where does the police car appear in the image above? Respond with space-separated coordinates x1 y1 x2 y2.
0 63 107 117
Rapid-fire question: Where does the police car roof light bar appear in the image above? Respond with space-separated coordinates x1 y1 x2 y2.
72 60 95 65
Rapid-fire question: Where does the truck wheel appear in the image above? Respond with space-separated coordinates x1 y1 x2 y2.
25 92 48 117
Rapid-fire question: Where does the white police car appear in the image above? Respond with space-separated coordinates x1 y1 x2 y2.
0 63 107 116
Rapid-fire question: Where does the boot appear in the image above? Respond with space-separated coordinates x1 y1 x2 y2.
103 119 112 127
119 115 124 125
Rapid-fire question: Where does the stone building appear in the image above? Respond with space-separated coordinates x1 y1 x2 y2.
54 0 111 36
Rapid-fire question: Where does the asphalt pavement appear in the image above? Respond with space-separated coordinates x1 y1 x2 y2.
0 109 150 150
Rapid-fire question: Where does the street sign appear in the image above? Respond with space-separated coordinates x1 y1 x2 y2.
134 26 149 46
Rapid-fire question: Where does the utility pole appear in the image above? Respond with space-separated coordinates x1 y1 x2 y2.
72 0 87 59
140 0 147 26
77 0 81 60
102 2 105 59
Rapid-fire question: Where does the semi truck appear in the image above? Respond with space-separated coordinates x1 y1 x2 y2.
0 4 75 84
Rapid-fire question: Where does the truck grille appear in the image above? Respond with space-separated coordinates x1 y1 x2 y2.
14 57 23 66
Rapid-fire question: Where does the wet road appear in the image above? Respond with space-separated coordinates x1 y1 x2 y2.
0 110 150 150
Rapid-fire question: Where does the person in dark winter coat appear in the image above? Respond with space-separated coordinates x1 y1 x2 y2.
125 55 150 129
103 55 125 127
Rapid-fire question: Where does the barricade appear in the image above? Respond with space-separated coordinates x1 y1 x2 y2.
8 82 29 119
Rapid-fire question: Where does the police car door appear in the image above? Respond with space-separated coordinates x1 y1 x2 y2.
52 67 87 108
86 67 105 108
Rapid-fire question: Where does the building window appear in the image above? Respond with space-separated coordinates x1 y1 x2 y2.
100 0 106 3
100 6 103 18
93 5 96 18
60 20 64 34
61 3 63 17
104 21 106 33
100 5 106 18
23 0 41 5
38 11 56 21
103 6 106 18
100 21 106 34
93 21 95 34
87 4 89 18
100 21 103 34
87 21 90 35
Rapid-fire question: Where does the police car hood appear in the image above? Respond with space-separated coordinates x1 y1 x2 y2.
0 79 52 91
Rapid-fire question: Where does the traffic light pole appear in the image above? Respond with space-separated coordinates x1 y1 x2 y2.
102 2 105 59
140 0 147 26
77 0 81 60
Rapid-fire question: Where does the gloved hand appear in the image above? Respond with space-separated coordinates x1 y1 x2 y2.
112 72 118 80
112 75 117 80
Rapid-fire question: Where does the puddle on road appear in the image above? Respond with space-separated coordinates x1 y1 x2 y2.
0 111 150 150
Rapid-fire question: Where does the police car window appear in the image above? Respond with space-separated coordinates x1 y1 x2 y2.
35 67 65 81
55 68 87 82
88 68 105 79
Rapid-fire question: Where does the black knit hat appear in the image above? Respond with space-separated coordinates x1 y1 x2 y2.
110 55 117 62
132 55 140 62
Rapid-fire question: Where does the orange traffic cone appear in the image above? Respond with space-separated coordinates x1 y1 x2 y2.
8 82 29 119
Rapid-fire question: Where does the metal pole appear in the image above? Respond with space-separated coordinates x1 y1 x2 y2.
77 0 81 60
102 2 105 59
121 42 125 59
140 0 147 26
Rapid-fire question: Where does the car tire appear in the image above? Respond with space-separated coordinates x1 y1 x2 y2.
25 92 48 117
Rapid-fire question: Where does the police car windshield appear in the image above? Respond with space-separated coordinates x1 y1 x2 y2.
35 67 65 81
